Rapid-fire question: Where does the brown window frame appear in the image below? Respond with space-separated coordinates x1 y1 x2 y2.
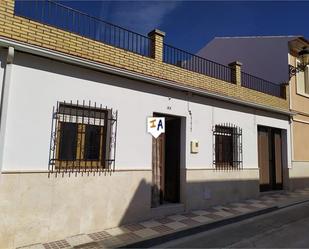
49 101 117 173
213 124 243 170
55 122 107 169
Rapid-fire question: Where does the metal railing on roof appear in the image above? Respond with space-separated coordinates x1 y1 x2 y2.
14 0 285 99
163 43 233 83
14 0 151 57
241 72 283 98
163 44 284 98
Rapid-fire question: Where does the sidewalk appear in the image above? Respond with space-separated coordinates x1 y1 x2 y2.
20 188 309 249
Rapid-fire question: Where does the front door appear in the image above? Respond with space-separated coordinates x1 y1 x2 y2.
151 114 181 207
258 126 283 192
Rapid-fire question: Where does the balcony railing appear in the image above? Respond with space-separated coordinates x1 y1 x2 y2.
14 0 151 57
13 0 285 99
163 44 233 83
241 72 283 98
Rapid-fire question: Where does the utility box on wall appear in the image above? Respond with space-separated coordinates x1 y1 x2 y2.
190 140 199 153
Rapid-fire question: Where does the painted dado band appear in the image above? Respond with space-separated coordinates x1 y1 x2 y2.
0 37 295 117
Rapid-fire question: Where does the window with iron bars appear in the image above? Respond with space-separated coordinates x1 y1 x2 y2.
48 101 118 173
213 124 243 170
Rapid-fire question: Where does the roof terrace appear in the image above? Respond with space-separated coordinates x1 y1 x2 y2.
0 0 290 114
13 0 286 98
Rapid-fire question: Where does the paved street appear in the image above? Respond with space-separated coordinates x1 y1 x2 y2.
21 190 309 248
155 201 309 248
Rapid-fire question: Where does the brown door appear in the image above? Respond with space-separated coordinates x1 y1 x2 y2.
151 133 165 208
151 114 181 207
258 126 283 192
258 127 270 190
274 130 283 189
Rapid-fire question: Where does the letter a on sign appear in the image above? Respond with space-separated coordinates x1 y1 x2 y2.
147 117 165 138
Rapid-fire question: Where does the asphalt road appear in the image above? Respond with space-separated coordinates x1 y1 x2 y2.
154 201 309 248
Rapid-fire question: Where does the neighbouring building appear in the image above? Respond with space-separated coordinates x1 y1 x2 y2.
199 36 309 190
0 0 294 248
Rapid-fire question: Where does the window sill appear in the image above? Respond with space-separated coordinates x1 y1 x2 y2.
296 91 309 99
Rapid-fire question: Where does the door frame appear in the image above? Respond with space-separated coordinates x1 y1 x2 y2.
151 112 184 207
258 125 284 192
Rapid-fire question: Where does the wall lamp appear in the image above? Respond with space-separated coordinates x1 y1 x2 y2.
289 46 309 80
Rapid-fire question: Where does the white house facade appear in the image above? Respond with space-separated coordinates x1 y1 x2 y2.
0 0 295 247
198 36 309 190
0 44 292 248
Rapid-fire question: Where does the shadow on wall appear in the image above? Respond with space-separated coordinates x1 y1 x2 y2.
0 48 6 69
118 176 261 226
289 177 309 190
118 175 309 227
3 170 309 249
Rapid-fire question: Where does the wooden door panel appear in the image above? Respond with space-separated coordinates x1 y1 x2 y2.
274 131 283 185
152 114 181 206
151 133 165 207
258 126 284 191
258 128 270 186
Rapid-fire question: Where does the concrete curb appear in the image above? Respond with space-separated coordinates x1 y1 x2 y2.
121 206 279 248
121 198 309 248
277 198 309 209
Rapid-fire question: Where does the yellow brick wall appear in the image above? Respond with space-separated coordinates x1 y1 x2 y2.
0 0 289 111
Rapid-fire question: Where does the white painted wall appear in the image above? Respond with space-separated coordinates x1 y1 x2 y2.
1 51 291 171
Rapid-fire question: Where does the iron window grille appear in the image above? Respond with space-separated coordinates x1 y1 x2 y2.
213 124 243 170
48 101 118 174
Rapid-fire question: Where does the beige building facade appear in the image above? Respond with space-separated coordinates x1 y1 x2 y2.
289 38 309 189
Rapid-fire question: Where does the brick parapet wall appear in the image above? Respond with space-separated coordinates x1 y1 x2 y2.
0 0 289 111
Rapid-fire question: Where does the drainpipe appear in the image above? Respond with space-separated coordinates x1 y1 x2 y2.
0 46 14 174
289 84 294 166
288 54 294 167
